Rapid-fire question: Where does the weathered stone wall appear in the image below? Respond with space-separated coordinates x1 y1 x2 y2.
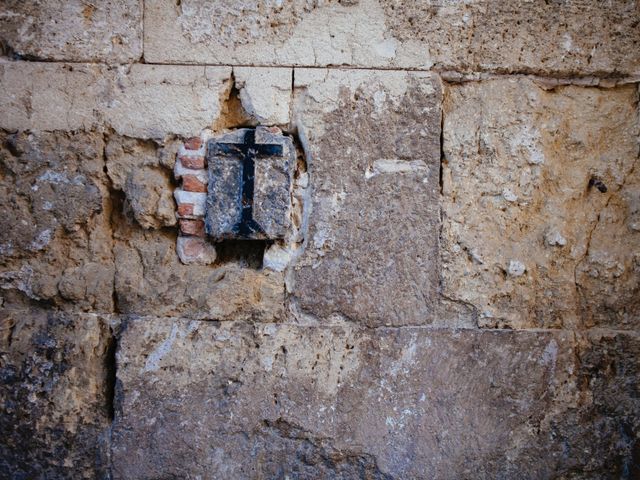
0 1 638 478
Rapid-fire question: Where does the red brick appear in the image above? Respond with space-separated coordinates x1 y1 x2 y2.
182 175 207 193
180 219 205 237
177 203 194 217
179 154 206 169
184 137 202 150
180 237 206 257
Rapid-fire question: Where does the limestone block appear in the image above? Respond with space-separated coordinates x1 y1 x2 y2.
106 65 232 139
113 223 285 321
234 67 293 125
144 0 640 75
442 79 639 329
111 317 638 478
0 0 142 63
0 62 108 132
0 130 114 312
576 163 640 329
290 69 441 327
0 303 113 477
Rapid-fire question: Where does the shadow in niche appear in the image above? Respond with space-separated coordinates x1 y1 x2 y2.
214 239 272 269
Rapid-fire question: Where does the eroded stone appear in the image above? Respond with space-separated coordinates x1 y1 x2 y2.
290 70 441 327
442 79 639 329
111 317 638 478
113 222 285 321
0 130 114 311
0 0 142 63
0 303 113 478
144 0 640 75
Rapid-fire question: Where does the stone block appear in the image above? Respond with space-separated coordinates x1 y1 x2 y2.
205 127 295 241
113 224 285 320
0 0 142 63
0 130 114 312
111 317 638 478
106 65 232 139
0 62 108 132
441 79 639 329
234 67 293 125
144 0 640 75
290 70 441 327
0 303 113 477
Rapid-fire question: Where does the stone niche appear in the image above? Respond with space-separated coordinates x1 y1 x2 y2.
173 126 299 266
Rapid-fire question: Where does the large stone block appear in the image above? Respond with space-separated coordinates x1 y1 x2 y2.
106 65 232 139
0 62 233 139
0 303 113 478
111 317 638 478
144 0 640 75
442 79 639 329
0 62 108 132
290 69 441 327
0 130 114 312
0 0 142 63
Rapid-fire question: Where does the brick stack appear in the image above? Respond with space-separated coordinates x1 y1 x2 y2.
174 135 217 265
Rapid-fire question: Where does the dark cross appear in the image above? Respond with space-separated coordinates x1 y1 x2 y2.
214 130 283 237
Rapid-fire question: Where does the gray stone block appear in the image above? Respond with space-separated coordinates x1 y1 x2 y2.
205 127 295 241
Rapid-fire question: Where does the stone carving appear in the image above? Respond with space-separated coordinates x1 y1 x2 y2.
173 126 295 264
206 127 295 241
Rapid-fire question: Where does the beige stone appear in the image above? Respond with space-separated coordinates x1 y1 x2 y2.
106 135 178 229
234 67 292 125
111 317 639 478
0 62 107 132
0 0 142 63
0 130 114 312
442 79 639 329
113 223 285 321
144 0 640 75
290 69 441 327
0 62 233 139
106 65 232 139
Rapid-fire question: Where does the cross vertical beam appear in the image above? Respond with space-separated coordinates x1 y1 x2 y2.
214 129 284 238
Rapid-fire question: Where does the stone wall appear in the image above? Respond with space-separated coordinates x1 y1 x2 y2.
0 1 638 478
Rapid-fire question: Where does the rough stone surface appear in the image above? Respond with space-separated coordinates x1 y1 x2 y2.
0 62 233 139
0 130 114 312
291 70 441 327
106 65 232 139
106 135 177 230
144 0 640 75
235 67 293 125
0 303 113 479
0 62 108 132
0 16 639 477
0 0 142 63
113 220 285 321
442 79 640 330
111 317 639 479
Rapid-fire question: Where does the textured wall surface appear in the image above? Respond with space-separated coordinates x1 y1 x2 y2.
0 1 639 479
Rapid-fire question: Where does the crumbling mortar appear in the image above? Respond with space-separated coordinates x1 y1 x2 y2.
105 313 640 337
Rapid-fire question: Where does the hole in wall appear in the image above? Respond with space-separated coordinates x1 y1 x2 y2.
214 239 272 269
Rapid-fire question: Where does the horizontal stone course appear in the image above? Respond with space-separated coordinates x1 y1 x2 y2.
144 0 640 75
111 317 640 479
0 0 142 63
